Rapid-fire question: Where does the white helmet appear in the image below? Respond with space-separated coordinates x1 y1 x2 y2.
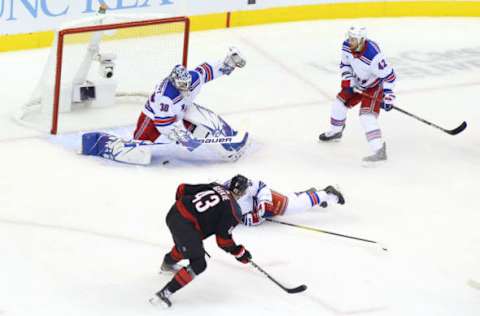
169 64 192 92
347 25 367 52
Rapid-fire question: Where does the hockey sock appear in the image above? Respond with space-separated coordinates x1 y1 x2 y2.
166 246 184 264
329 99 348 133
360 113 383 152
166 267 195 293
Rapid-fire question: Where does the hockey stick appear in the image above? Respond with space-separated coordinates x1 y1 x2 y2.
266 218 388 251
250 260 307 294
391 105 467 135
353 89 467 135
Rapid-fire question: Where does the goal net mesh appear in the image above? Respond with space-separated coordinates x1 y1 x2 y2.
16 14 189 135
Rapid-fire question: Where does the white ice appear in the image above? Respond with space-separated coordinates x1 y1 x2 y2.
0 17 479 316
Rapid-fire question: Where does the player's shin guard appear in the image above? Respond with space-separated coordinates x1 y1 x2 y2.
320 99 347 141
360 114 384 151
360 114 387 162
151 266 195 307
166 267 196 293
160 246 185 273
330 99 348 131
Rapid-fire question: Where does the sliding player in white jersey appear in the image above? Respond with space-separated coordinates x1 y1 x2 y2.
81 48 249 165
319 25 396 162
224 175 345 226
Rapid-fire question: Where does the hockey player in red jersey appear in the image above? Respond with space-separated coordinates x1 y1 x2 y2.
319 25 396 162
149 177 251 308
224 175 345 226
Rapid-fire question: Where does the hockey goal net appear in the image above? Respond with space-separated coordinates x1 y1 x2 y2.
16 13 189 134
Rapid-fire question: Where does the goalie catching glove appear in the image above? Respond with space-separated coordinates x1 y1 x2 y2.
220 47 246 75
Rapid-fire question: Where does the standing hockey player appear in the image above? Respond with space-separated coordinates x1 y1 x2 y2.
319 25 396 162
149 178 252 308
224 175 345 226
81 47 249 165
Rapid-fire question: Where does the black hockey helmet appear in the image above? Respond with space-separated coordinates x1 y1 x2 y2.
229 174 249 196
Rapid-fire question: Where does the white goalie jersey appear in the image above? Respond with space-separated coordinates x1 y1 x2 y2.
135 61 231 141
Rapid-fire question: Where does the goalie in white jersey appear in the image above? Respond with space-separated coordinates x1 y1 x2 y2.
81 48 249 165
319 26 396 162
224 175 345 226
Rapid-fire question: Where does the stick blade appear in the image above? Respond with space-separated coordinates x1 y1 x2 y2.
286 284 307 294
447 121 467 135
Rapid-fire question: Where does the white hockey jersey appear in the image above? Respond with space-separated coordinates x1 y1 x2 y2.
141 61 229 137
224 178 272 216
340 39 396 93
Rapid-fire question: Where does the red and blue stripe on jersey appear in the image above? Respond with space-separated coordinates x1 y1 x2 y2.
195 63 214 83
342 40 351 54
160 79 183 104
154 115 176 127
384 70 396 83
148 78 184 128
189 70 201 91
307 191 321 207
342 39 381 65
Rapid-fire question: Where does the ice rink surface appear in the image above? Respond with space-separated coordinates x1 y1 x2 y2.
1 17 479 315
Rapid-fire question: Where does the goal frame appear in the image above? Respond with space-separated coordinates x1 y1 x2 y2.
51 16 190 134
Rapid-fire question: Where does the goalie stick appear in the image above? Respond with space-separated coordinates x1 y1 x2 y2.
250 260 307 294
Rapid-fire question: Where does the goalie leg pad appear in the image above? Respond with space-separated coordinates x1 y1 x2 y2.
184 103 237 138
81 132 108 155
221 132 249 153
81 132 151 165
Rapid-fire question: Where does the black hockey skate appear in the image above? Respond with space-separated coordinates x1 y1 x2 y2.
149 288 172 308
319 125 345 142
324 186 345 205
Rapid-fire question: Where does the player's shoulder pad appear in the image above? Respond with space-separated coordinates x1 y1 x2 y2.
155 94 175 109
189 70 200 88
363 40 382 60
162 80 183 103
342 40 351 53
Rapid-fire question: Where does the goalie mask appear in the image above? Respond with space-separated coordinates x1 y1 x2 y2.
229 174 249 197
347 25 367 53
169 64 192 92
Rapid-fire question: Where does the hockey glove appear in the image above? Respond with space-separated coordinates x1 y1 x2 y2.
382 89 395 111
242 211 265 226
232 245 252 264
220 47 246 75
